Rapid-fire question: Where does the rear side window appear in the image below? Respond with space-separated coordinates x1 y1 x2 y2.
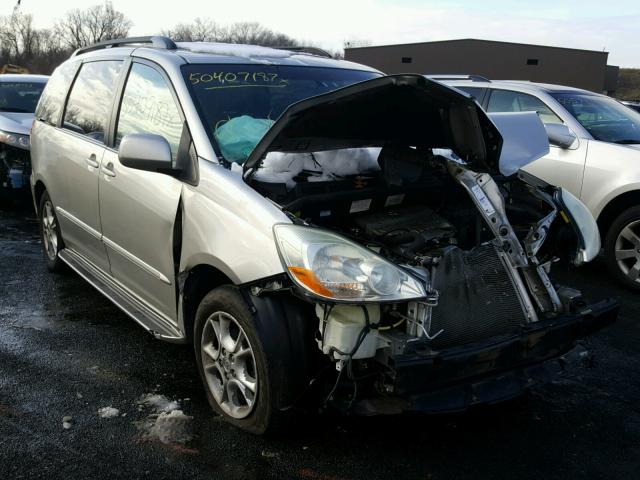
115 63 183 160
487 89 563 124
35 61 78 125
62 60 123 142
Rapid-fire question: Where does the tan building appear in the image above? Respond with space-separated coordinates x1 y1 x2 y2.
345 39 619 95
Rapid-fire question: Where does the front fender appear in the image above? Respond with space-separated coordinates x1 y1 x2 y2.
179 160 289 284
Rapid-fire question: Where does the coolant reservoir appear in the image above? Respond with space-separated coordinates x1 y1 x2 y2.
316 304 380 360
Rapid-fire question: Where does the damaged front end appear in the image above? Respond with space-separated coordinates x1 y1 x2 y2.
0 127 32 199
0 134 31 195
243 75 618 414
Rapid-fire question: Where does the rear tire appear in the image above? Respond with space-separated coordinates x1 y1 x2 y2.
604 205 640 291
194 286 287 434
38 191 65 273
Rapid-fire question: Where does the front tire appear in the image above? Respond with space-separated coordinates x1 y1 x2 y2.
38 191 65 272
194 286 282 434
604 205 640 291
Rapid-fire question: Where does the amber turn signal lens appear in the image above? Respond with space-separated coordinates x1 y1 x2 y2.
288 266 334 298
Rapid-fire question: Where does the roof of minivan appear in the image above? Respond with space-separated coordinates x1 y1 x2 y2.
177 42 377 71
75 41 378 72
0 74 49 82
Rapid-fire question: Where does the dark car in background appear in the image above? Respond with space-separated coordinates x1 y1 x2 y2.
0 74 48 202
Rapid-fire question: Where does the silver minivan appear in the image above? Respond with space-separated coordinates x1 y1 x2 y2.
31 37 617 434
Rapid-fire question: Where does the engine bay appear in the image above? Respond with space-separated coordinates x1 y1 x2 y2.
247 146 589 402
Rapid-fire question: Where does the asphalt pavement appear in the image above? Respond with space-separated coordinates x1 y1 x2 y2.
1 203 639 479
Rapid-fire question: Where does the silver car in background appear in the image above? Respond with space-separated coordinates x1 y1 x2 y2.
440 76 640 290
0 74 48 199
30 38 617 434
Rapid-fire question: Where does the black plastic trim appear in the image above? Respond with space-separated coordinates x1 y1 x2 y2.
389 298 618 397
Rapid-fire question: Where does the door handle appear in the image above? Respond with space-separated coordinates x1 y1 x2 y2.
86 154 99 169
102 162 116 177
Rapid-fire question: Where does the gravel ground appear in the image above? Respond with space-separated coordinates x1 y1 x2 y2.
1 204 639 480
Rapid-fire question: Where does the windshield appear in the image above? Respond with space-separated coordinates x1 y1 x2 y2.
0 81 46 113
183 64 381 161
552 92 640 144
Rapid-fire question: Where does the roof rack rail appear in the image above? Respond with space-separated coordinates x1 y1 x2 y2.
427 74 491 83
275 46 333 58
72 36 177 57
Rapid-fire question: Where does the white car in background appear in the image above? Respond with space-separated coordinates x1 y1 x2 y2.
439 76 640 290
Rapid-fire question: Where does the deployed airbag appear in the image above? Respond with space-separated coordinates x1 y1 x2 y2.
214 115 274 164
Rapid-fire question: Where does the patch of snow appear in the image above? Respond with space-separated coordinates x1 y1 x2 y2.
62 416 72 429
230 161 244 175
253 148 381 189
97 406 120 418
136 410 194 445
253 152 304 188
261 449 280 458
177 42 291 59
432 148 462 161
137 393 180 413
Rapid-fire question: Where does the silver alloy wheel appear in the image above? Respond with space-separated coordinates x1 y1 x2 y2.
200 311 258 419
41 200 59 261
615 219 640 282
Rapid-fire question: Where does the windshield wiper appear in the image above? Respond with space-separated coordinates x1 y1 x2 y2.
613 139 640 145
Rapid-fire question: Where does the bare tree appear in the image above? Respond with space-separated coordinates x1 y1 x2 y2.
55 1 132 50
0 9 312 74
223 22 297 47
344 38 372 49
0 11 39 60
162 19 297 47
162 17 222 42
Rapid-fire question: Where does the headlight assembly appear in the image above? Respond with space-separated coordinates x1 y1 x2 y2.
0 129 30 151
274 224 426 302
556 189 600 265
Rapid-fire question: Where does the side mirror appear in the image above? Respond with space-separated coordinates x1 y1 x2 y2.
118 133 174 172
545 123 577 149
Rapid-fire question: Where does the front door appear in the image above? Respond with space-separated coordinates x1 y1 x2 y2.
99 62 185 320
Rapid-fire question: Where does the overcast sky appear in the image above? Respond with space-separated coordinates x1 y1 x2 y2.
13 0 640 67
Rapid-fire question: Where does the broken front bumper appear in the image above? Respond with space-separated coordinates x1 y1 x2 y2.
1 142 31 195
359 299 618 414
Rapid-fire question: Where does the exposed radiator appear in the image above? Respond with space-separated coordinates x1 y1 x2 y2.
429 244 527 349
